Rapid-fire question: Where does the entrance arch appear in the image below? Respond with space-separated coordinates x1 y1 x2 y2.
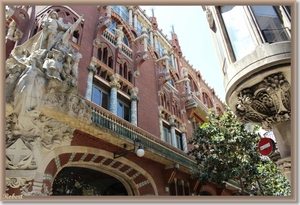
34 146 158 196
52 166 130 196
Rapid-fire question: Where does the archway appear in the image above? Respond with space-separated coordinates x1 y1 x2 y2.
52 166 128 196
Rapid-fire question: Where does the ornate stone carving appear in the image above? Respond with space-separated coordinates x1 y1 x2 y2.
276 157 291 174
6 177 34 189
205 8 214 29
6 113 76 166
109 74 121 89
235 73 291 130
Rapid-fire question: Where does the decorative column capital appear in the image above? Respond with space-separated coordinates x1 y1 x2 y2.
179 123 187 133
93 39 102 48
130 87 139 101
87 65 98 74
169 115 176 127
109 74 121 89
128 6 134 11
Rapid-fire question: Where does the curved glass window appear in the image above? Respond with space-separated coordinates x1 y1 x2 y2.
220 6 255 61
250 6 289 43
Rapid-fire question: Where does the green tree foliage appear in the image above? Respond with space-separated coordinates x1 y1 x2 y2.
188 106 291 196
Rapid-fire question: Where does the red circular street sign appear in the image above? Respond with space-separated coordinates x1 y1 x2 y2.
258 138 275 156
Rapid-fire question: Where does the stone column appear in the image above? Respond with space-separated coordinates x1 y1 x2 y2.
163 49 169 70
180 123 188 152
130 87 139 126
169 115 177 147
170 51 175 70
128 6 133 27
158 105 164 140
174 54 178 72
133 10 138 30
149 28 154 48
85 65 98 100
109 74 121 115
142 27 149 53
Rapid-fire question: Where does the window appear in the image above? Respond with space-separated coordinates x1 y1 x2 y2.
137 19 143 35
163 126 172 144
112 6 129 23
176 133 183 150
157 41 164 56
92 85 109 110
202 92 213 108
220 6 256 60
117 97 130 122
250 6 289 43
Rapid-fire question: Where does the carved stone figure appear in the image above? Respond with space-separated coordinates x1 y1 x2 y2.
39 11 70 50
42 49 64 81
114 24 124 48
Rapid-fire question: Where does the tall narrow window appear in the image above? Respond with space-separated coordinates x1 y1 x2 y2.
163 126 172 144
250 6 289 43
92 85 109 110
117 97 130 122
175 133 183 151
220 6 255 60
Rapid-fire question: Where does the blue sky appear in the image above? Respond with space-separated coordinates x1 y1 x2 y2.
140 6 226 102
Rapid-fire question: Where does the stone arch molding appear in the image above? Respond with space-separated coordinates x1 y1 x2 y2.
34 146 158 196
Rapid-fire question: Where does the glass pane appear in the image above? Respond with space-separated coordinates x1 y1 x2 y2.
220 6 256 60
163 127 170 143
117 102 123 118
123 105 130 121
251 6 289 43
102 92 109 110
92 86 101 105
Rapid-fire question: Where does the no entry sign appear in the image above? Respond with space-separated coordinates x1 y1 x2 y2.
258 138 275 156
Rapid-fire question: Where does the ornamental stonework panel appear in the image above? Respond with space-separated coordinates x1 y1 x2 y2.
235 72 290 130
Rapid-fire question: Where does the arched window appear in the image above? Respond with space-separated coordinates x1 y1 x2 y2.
112 6 129 23
202 92 213 108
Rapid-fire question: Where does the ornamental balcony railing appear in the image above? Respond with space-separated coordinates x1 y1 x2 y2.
85 100 198 170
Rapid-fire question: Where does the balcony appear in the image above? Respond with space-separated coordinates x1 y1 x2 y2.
86 100 197 172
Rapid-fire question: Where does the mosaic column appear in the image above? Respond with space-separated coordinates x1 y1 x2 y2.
109 74 121 115
180 123 188 153
130 87 139 126
85 65 98 100
169 115 177 147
